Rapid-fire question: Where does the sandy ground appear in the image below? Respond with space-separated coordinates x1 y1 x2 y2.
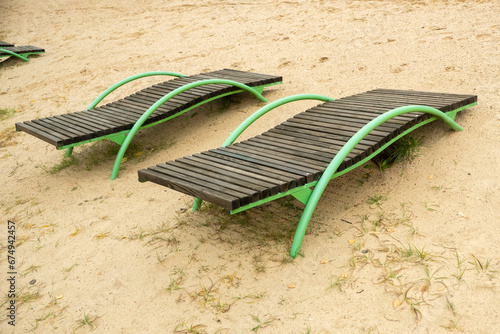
1 0 499 333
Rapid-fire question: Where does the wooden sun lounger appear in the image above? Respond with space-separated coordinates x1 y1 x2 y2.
138 89 477 257
0 42 45 61
15 69 282 179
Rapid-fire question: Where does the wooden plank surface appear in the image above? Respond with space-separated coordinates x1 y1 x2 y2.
138 89 477 211
16 70 282 147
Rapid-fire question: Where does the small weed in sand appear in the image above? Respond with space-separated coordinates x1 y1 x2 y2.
13 287 42 306
93 232 110 239
375 134 422 171
41 156 80 174
0 128 17 147
366 194 387 208
21 265 41 277
441 318 461 331
174 318 207 334
250 314 276 332
0 107 16 120
74 310 99 332
252 253 267 273
326 274 350 292
422 201 439 211
470 255 497 278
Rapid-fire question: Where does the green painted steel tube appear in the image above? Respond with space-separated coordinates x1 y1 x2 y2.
223 94 334 147
192 94 334 212
110 79 268 180
289 105 463 258
0 48 30 61
87 71 186 110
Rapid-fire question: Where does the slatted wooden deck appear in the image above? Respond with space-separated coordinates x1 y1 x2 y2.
0 44 45 56
15 69 282 148
138 89 477 211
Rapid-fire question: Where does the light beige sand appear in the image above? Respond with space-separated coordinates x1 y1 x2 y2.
1 0 499 333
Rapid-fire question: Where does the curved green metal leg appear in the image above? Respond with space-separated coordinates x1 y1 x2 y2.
192 198 203 211
65 147 73 157
110 79 268 180
289 105 463 258
87 71 186 110
0 48 29 62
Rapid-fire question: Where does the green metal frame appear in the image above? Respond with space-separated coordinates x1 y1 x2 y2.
0 48 45 62
191 94 477 258
87 71 186 109
55 70 279 180
108 79 269 180
63 72 187 158
0 48 30 61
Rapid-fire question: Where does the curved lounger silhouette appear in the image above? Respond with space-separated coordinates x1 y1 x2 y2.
15 69 282 179
0 42 45 62
138 89 477 258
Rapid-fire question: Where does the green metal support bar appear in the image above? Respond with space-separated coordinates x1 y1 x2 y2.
110 79 268 180
64 147 73 157
192 94 334 212
223 94 334 147
0 48 30 62
227 102 477 216
289 104 464 258
62 72 186 158
87 71 186 110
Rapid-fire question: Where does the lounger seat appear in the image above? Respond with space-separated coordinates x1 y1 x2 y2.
15 69 282 179
0 42 45 61
138 89 477 257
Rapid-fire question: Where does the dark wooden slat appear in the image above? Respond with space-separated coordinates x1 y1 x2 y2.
234 141 329 170
0 45 45 55
55 114 109 137
296 111 402 133
182 155 284 195
370 88 477 99
287 116 392 139
39 117 93 141
195 152 294 190
341 95 462 111
22 121 70 146
313 103 417 122
138 168 241 210
175 159 273 198
257 131 364 158
311 106 416 129
156 163 259 205
215 147 317 183
15 122 61 147
247 135 343 163
280 121 385 148
202 151 303 188
31 119 79 144
269 126 372 152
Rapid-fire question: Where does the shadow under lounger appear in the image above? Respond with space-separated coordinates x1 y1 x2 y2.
138 88 477 257
15 69 282 179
